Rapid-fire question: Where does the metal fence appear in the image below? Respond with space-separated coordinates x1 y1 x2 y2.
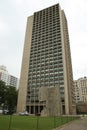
0 114 80 130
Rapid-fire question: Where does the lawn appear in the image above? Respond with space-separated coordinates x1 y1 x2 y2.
0 115 78 130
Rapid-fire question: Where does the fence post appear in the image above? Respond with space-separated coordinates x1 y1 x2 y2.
54 116 56 128
8 114 12 130
36 116 39 130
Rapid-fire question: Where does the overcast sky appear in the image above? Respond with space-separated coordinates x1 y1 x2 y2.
0 0 87 80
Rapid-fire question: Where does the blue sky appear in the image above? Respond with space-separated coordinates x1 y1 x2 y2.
0 0 87 79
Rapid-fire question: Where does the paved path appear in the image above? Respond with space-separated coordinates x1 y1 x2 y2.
54 117 87 130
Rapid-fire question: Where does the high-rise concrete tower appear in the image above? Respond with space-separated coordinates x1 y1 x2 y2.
17 4 76 115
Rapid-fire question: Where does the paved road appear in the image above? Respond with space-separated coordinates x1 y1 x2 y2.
54 117 87 130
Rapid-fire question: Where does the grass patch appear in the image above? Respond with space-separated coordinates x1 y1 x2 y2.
0 115 78 130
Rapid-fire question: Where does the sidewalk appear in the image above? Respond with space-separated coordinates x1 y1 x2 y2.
53 117 87 130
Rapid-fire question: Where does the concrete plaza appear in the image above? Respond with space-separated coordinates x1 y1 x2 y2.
54 117 87 130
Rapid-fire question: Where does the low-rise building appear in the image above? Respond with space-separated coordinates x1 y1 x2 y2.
74 77 87 103
74 77 87 113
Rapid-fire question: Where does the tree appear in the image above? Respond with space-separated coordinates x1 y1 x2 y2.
0 80 6 106
0 80 18 114
5 85 18 114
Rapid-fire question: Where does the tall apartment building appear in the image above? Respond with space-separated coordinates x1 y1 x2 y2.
17 4 75 115
0 65 19 89
74 77 87 103
0 65 9 85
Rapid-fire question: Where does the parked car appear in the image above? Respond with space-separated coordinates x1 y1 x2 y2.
3 110 9 114
0 109 9 114
19 111 29 116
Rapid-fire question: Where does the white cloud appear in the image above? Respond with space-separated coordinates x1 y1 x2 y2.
0 0 87 79
0 19 11 37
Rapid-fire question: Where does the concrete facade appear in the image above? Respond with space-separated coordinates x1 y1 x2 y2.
17 4 75 115
17 16 34 112
76 102 87 113
39 86 61 116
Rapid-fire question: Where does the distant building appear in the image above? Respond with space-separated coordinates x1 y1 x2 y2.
8 75 19 89
74 77 87 103
0 65 9 85
0 65 19 89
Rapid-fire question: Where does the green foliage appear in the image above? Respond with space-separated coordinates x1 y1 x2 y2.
5 85 18 114
0 80 18 113
0 80 6 106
